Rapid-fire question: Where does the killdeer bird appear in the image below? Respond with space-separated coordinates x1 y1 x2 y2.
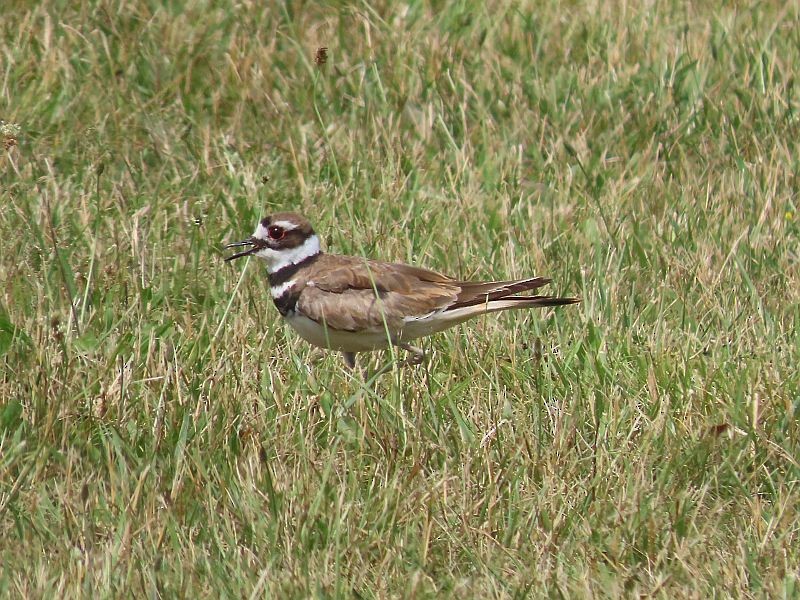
225 212 578 370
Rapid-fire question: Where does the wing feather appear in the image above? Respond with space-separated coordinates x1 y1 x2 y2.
450 277 553 310
296 255 459 332
294 254 569 333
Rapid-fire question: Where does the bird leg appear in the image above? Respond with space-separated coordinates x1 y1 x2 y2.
342 351 371 381
343 343 426 380
393 342 426 366
342 352 356 369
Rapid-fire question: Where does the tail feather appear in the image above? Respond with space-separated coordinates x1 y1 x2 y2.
450 276 577 311
490 295 579 306
475 295 580 312
425 295 577 332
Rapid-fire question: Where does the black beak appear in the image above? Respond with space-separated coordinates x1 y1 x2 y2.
224 237 261 261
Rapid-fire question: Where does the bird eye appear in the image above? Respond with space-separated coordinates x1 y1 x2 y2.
268 225 285 240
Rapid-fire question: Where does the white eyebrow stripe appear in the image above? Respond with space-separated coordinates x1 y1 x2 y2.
271 220 299 231
252 220 301 241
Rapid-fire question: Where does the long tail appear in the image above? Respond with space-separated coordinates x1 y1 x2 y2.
433 275 579 327
470 295 580 312
450 277 579 311
430 295 575 330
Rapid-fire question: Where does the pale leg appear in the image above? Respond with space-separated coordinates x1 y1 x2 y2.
394 341 426 366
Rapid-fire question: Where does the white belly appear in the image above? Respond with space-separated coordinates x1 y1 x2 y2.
285 313 394 352
284 304 486 353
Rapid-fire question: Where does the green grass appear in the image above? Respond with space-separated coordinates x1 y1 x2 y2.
1 0 799 596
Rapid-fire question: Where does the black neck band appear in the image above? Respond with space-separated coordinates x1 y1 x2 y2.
273 290 300 316
268 252 321 287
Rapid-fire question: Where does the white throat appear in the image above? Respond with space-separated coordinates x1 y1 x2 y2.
254 231 321 273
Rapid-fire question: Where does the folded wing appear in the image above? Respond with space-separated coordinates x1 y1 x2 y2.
296 256 460 332
295 255 574 333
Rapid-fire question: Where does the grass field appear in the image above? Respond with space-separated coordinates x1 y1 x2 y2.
1 0 799 596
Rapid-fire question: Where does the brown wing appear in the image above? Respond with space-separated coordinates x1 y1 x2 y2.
296 255 460 332
450 277 553 310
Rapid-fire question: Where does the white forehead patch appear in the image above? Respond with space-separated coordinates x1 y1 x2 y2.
253 222 270 240
252 219 300 240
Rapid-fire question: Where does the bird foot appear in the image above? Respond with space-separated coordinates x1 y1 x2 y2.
395 342 426 367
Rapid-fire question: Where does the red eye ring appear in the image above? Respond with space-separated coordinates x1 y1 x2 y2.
268 225 285 240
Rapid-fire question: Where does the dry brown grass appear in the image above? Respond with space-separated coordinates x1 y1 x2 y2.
1 1 798 596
